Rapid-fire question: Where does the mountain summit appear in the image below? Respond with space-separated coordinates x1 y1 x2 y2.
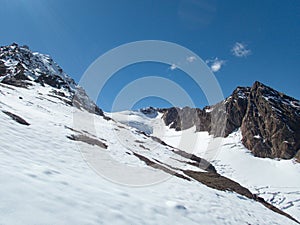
241 81 300 160
0 43 104 116
148 81 300 161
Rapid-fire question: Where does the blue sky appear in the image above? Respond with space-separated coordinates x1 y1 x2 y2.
1 0 299 111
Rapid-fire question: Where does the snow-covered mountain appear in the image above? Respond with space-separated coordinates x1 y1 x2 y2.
0 43 299 225
0 43 104 116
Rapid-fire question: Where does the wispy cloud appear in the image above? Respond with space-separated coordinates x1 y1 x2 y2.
231 42 251 57
186 56 196 63
169 56 196 71
206 58 226 72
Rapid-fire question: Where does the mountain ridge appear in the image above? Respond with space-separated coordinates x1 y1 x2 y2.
1 42 299 161
0 43 300 161
146 81 300 161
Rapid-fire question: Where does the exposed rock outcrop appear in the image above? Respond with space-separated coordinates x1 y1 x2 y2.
241 81 300 160
159 86 250 137
148 82 300 161
2 110 30 126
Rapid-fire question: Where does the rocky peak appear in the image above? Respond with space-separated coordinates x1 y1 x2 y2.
159 86 251 136
207 85 251 136
241 81 300 160
0 43 76 88
147 81 300 161
140 107 159 118
159 106 203 131
0 43 104 116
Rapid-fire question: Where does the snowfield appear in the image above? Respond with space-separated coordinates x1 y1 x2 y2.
0 82 299 225
112 110 300 222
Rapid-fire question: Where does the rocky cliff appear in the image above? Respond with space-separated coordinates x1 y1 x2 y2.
241 81 300 160
152 82 300 161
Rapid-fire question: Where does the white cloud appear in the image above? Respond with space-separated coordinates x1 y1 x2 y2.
170 64 178 70
206 58 226 72
231 42 251 57
211 61 223 72
186 56 196 63
169 56 196 71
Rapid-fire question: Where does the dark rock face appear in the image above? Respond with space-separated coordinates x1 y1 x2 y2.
2 110 30 126
295 151 300 162
0 61 32 88
160 106 214 133
67 134 108 149
0 61 6 76
34 73 71 90
241 81 300 160
219 87 250 136
72 86 105 117
159 87 250 137
161 107 200 131
151 82 300 161
204 86 250 137
1 71 32 88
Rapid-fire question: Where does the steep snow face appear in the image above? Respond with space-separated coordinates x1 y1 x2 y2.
0 82 298 224
108 110 166 136
112 109 300 221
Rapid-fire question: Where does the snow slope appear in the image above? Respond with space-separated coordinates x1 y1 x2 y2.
0 83 298 224
112 109 300 221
